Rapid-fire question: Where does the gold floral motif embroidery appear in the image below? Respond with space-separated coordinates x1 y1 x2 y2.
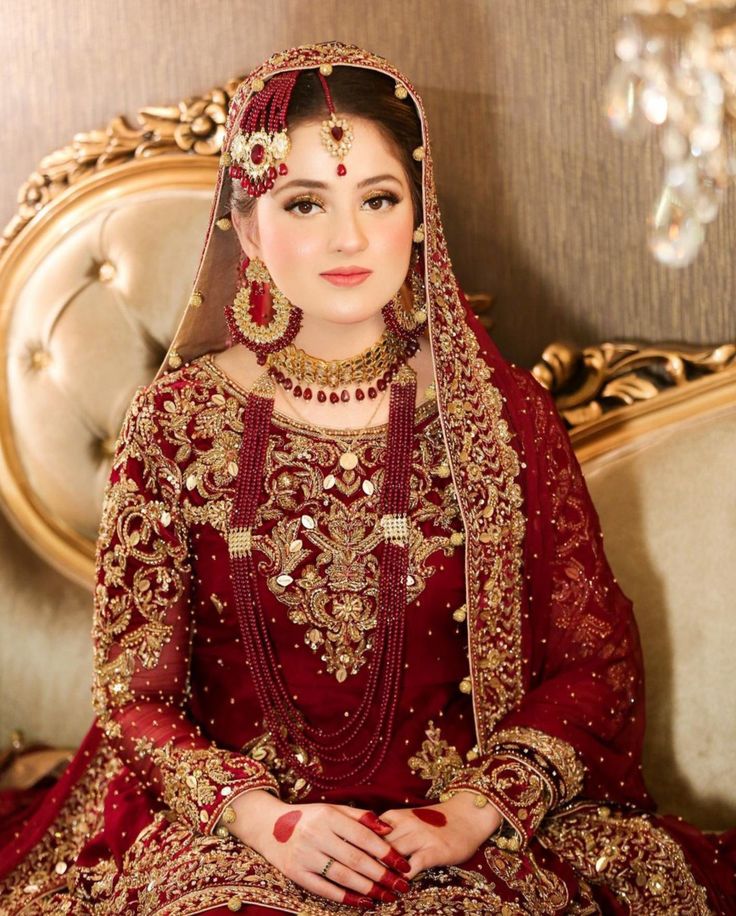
511 367 642 736
538 804 713 914
422 189 526 749
92 385 190 733
407 719 466 799
441 757 554 848
244 390 463 683
490 726 586 804
70 808 522 915
240 723 323 804
485 845 570 913
133 736 280 833
0 741 121 914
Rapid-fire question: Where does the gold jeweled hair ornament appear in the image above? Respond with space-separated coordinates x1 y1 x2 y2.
226 64 354 197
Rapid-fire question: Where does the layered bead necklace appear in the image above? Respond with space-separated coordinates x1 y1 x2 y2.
228 355 418 788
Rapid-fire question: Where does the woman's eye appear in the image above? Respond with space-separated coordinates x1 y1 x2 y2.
363 193 399 211
285 198 323 216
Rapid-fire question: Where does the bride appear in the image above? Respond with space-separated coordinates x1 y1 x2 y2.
1 40 733 915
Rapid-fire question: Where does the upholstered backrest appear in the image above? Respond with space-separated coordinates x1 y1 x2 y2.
584 399 736 830
0 177 223 755
536 345 736 830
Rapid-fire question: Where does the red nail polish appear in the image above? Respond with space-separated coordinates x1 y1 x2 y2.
358 896 374 908
376 817 392 829
391 876 410 893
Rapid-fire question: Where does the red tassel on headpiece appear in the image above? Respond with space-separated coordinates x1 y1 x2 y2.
228 71 299 197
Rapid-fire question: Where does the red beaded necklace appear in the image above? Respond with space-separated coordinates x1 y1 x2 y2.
228 365 417 788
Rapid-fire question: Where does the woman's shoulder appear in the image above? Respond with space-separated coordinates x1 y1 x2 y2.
117 353 231 445
132 353 230 409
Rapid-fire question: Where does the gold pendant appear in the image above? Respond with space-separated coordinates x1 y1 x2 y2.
339 451 358 471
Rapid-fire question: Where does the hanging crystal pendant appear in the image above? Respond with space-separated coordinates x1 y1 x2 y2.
647 183 705 267
605 3 736 263
604 61 650 139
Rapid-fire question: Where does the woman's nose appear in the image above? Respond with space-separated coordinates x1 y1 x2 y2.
329 211 368 254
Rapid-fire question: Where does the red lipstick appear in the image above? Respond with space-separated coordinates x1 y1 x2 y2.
320 266 373 287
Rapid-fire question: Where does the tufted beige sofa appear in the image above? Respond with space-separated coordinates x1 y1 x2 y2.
0 78 734 832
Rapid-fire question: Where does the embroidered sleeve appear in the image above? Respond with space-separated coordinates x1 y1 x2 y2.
440 726 584 850
439 365 651 852
91 384 280 836
441 367 650 851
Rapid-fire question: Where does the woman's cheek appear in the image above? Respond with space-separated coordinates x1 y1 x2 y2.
263 228 319 292
377 216 413 269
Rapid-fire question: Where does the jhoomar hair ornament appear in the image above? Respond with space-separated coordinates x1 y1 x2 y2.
227 66 354 197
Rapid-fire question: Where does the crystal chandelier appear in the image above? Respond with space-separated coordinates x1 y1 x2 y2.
605 0 736 266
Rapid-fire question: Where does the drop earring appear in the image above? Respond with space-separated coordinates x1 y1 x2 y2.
225 254 303 364
381 250 427 346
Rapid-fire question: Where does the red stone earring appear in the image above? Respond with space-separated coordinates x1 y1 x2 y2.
225 254 302 364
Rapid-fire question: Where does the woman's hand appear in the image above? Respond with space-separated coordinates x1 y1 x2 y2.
377 793 503 881
228 789 412 909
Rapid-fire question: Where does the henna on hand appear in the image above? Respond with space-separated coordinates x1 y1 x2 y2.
380 847 411 873
272 809 302 842
358 811 393 835
379 867 410 893
343 890 374 908
411 807 447 827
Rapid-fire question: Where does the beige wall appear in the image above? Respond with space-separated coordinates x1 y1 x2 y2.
1 0 734 368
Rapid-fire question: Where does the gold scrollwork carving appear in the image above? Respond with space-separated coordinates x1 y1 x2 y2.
532 339 736 427
1 77 245 255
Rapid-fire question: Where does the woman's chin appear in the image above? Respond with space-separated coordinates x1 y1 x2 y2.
305 303 388 326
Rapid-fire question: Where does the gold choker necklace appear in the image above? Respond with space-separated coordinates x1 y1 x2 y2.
265 328 407 387
265 328 418 405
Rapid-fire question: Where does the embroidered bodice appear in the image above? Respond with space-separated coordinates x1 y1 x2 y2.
92 352 479 823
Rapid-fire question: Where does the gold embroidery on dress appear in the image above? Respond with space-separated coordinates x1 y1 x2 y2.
92 386 190 734
132 736 279 833
407 719 466 799
485 845 571 914
0 741 121 913
251 400 462 683
490 726 586 803
241 723 322 803
538 804 713 914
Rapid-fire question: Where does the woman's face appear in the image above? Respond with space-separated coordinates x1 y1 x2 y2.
233 116 416 326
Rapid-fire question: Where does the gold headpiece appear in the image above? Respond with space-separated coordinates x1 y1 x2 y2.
227 67 354 196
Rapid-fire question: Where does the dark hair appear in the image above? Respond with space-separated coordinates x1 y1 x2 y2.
229 67 423 223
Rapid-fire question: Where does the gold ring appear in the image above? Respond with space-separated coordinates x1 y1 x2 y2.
320 856 334 877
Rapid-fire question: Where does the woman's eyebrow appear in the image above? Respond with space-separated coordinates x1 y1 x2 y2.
273 173 403 195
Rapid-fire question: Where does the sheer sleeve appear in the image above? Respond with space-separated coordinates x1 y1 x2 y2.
441 368 651 851
91 384 280 835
